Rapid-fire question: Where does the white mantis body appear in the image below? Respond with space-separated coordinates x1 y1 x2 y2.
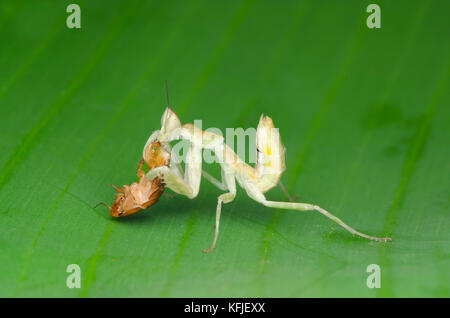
144 107 392 252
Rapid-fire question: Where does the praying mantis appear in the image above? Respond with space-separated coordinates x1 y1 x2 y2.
143 107 392 252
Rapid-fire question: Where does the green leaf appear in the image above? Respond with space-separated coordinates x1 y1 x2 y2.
0 0 448 297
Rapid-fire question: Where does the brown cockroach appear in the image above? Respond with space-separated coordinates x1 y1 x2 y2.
95 142 170 217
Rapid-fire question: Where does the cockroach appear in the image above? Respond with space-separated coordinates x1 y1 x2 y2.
95 141 170 217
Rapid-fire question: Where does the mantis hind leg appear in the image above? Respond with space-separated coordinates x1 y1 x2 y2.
244 183 392 243
265 200 391 242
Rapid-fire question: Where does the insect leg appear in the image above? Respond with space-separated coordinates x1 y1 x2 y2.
147 166 195 198
244 183 392 242
110 184 123 192
267 200 391 242
146 143 201 199
137 159 145 178
165 143 184 179
201 170 227 191
278 181 299 202
94 202 111 209
203 165 236 253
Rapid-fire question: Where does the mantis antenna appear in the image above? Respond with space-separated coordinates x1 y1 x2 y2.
165 65 170 107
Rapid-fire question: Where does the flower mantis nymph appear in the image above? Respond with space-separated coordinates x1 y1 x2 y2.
143 108 392 252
